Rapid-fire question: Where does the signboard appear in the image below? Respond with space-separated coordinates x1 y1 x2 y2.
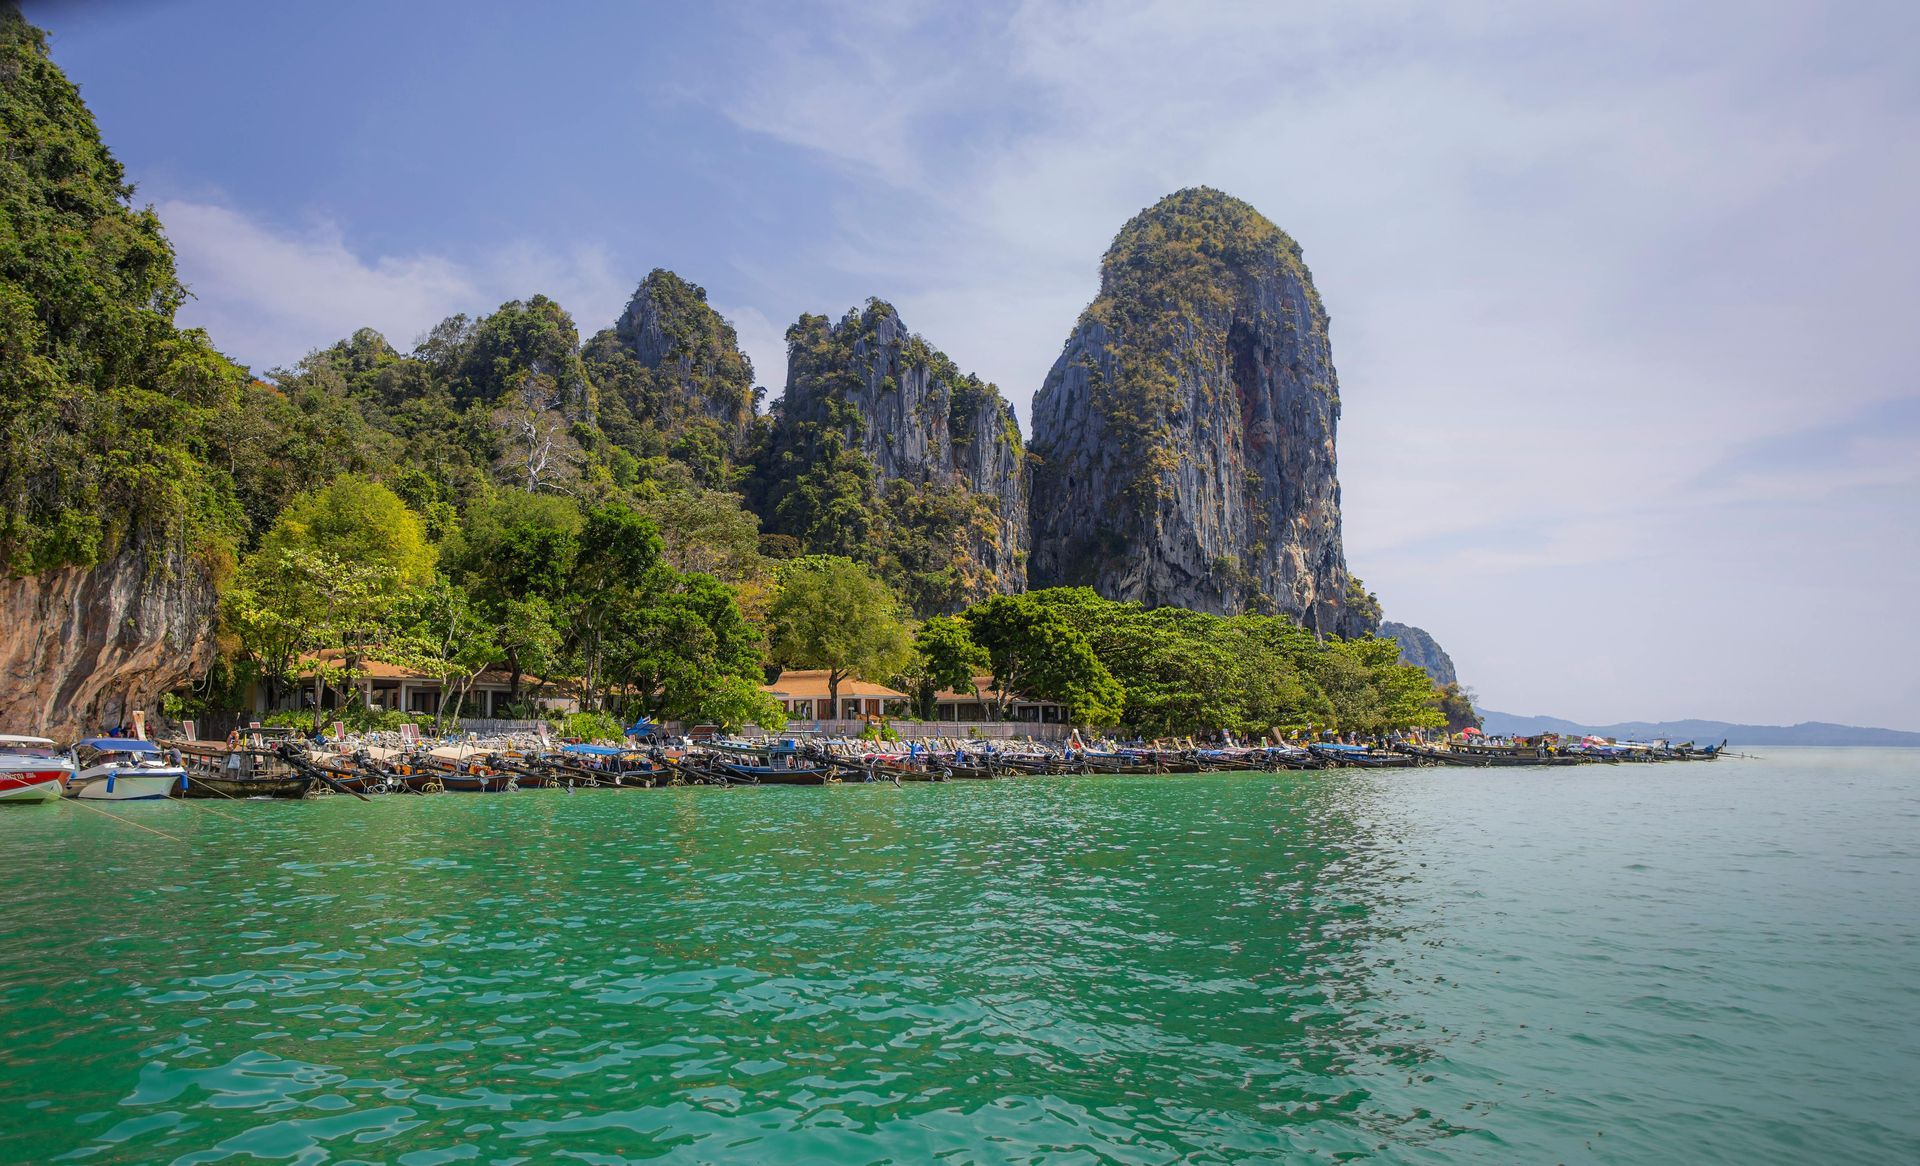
332 720 346 741
400 723 420 746
183 719 197 743
132 710 148 740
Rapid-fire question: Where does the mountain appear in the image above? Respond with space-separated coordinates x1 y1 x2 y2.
1380 621 1457 686
586 268 759 479
1478 710 1920 746
0 13 244 736
749 299 1028 615
1027 187 1373 636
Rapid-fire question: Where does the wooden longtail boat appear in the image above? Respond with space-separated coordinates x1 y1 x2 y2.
181 773 316 799
1309 744 1418 769
173 737 318 798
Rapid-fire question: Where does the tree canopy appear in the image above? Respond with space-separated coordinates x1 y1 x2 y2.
767 556 914 714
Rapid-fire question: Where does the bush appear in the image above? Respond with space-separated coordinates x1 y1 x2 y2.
263 706 422 734
561 711 624 742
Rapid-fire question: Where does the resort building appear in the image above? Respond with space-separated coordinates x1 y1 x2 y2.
762 671 1070 725
763 670 908 722
933 676 1072 724
251 649 577 721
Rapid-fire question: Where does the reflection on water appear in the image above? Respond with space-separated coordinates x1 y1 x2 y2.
1 775 1440 1163
5 753 1916 1163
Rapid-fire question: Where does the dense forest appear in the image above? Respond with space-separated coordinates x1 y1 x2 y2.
0 9 1461 739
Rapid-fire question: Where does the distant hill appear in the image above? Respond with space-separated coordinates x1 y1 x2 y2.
1478 711 1920 747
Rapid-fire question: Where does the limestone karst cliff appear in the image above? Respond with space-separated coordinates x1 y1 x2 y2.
586 269 759 462
750 300 1028 615
1380 621 1459 687
0 538 219 739
1028 187 1372 637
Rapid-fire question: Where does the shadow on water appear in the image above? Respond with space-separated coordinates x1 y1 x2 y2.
0 773 1451 1163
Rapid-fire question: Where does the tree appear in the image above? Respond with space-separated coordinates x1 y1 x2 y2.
221 547 329 710
696 674 789 733
1305 637 1444 734
901 615 988 719
382 577 500 732
630 484 770 585
1430 682 1482 733
600 572 764 725
223 544 404 729
766 556 913 717
963 594 1124 726
564 502 669 712
258 474 434 589
441 488 581 699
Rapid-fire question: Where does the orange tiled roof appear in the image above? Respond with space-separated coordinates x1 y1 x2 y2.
762 669 906 701
296 649 548 688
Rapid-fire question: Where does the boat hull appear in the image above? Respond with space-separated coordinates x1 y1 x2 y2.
69 770 183 801
179 775 315 800
0 772 67 802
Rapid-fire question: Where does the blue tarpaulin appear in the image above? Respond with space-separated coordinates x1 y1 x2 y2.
562 743 625 756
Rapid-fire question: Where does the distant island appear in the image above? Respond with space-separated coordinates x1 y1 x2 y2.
1478 711 1920 747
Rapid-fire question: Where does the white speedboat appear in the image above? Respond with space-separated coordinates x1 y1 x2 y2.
0 735 73 803
66 738 185 801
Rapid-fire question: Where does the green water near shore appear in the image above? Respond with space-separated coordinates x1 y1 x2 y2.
2 749 1916 1163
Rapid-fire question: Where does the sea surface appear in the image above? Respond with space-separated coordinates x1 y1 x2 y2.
2 748 1916 1164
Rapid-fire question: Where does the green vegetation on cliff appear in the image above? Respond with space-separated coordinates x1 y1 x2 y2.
0 10 248 574
587 268 759 488
1078 186 1319 516
748 300 1025 617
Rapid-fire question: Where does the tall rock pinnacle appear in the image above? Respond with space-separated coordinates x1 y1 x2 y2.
1028 187 1372 636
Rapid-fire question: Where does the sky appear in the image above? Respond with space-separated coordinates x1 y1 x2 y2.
25 0 1920 730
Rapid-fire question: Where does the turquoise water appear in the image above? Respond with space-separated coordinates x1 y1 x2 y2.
2 749 1916 1164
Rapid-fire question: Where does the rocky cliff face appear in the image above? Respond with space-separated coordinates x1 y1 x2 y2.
1380 621 1458 687
1028 187 1371 636
757 300 1028 612
608 269 757 448
0 538 218 739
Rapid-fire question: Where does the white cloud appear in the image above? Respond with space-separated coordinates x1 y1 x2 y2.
698 0 1920 726
159 201 633 372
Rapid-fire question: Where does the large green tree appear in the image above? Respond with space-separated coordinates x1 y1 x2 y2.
766 556 913 716
963 594 1124 726
441 487 582 699
900 615 988 720
257 475 435 588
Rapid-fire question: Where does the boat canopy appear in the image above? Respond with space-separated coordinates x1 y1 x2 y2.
76 738 159 752
0 734 56 747
562 743 625 756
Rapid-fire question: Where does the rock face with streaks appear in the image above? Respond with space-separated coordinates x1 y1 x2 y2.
0 537 218 739
754 300 1028 614
580 269 760 480
1028 187 1372 636
1380 621 1458 686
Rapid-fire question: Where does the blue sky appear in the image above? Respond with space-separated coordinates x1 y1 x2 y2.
27 0 1920 730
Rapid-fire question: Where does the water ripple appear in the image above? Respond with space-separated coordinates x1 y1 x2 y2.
2 754 1917 1162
